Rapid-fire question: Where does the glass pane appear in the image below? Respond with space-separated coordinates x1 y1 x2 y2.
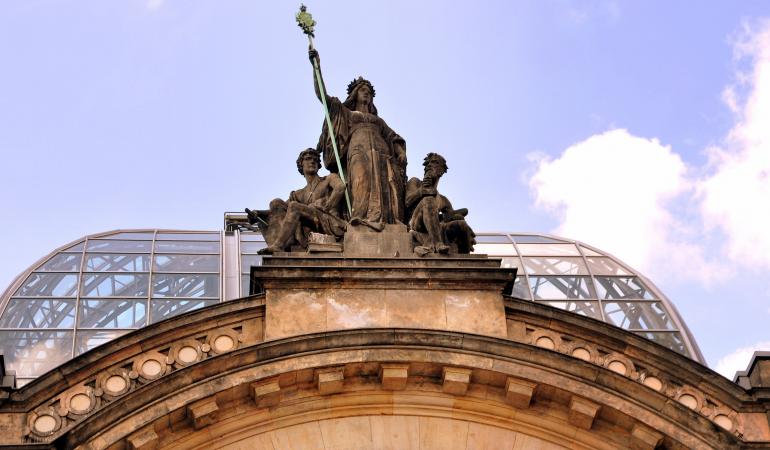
241 241 267 254
472 243 517 255
152 274 219 298
595 277 655 300
0 299 76 328
150 299 218 323
500 257 519 269
15 273 78 297
241 255 263 273
62 242 85 252
511 235 565 244
78 299 146 328
509 276 530 300
580 246 602 256
154 254 220 272
517 243 581 256
81 274 150 297
38 253 82 272
0 330 73 378
537 301 602 319
585 257 632 276
75 330 130 355
523 257 588 275
239 233 265 241
156 233 220 241
87 240 152 253
97 232 155 240
633 331 688 356
241 274 251 297
529 276 594 300
85 254 150 272
155 241 220 253
474 235 511 243
604 302 675 330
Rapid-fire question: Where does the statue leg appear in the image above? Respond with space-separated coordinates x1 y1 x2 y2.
417 197 449 254
348 149 371 221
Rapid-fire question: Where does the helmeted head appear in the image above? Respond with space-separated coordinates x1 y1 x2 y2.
423 153 448 179
296 148 321 175
343 77 378 115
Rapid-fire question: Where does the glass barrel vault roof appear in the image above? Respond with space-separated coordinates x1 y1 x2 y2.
0 229 704 385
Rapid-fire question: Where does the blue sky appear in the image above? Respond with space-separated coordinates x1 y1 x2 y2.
1 1 770 375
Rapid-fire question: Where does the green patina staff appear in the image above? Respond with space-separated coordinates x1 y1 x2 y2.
295 4 352 217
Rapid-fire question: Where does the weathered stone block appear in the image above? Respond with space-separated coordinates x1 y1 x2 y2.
505 377 537 408
186 397 218 430
380 363 409 390
442 367 472 396
568 396 600 430
127 427 159 450
251 378 281 408
316 366 344 395
343 224 412 257
631 423 664 449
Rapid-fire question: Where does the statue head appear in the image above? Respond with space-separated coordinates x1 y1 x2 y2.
296 148 321 175
423 153 448 179
344 77 378 115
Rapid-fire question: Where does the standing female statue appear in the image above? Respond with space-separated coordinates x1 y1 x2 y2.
309 49 407 229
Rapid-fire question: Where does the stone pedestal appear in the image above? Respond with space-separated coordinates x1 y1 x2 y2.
252 251 516 342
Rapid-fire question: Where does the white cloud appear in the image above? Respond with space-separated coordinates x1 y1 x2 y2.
146 0 164 11
529 129 718 283
699 19 770 270
715 341 770 378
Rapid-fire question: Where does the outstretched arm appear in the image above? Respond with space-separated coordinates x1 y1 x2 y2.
309 49 327 102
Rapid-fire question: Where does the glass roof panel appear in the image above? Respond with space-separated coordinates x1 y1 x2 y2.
523 257 588 275
239 233 265 241
585 257 632 276
155 241 220 254
633 331 687 356
75 330 131 356
97 232 155 240
517 243 581 256
81 274 150 297
0 330 73 378
150 299 218 323
579 246 602 256
240 242 267 254
38 254 82 272
15 273 78 297
154 255 220 273
156 233 220 241
86 240 152 253
509 276 530 300
62 242 85 252
240 255 262 274
510 235 566 244
537 301 602 320
472 243 517 255
604 301 675 330
78 299 146 329
152 274 219 298
595 277 656 300
474 234 512 243
529 276 595 300
85 254 150 272
0 299 76 328
500 257 519 269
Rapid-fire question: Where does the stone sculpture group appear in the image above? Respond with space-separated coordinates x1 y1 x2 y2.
246 49 475 257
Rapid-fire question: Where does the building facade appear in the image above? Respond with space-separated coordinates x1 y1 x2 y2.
0 228 768 448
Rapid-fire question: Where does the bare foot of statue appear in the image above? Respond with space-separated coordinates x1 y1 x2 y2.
415 246 431 257
257 246 281 255
436 243 450 254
